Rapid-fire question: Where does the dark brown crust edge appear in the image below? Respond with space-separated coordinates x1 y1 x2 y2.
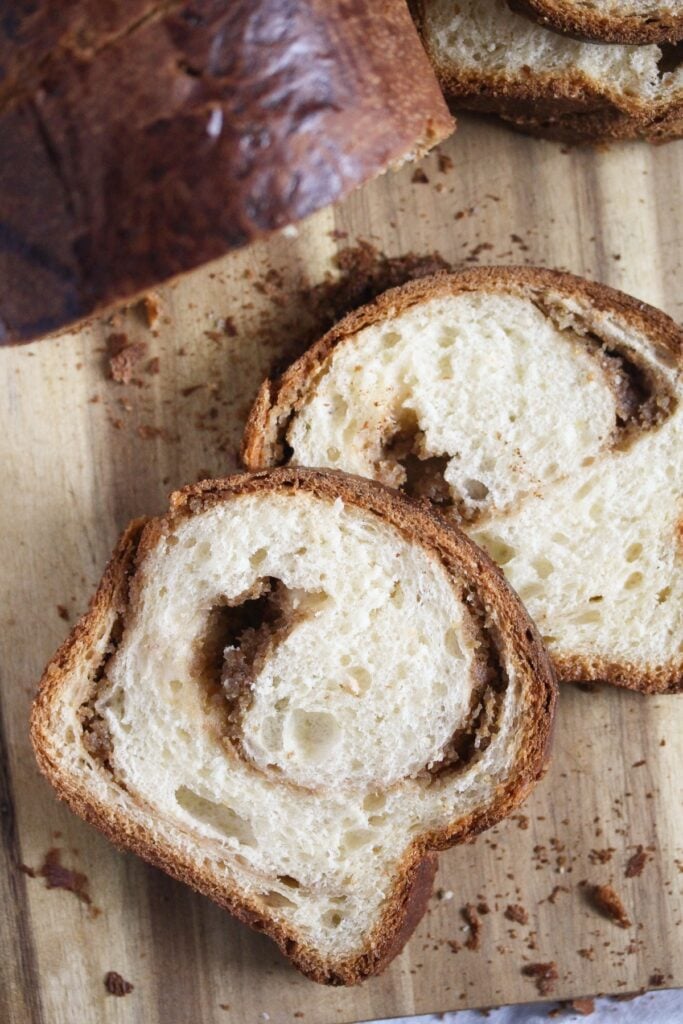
0 0 454 345
31 467 557 985
509 0 683 45
241 267 683 696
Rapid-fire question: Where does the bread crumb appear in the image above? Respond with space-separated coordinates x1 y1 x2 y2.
569 997 595 1015
578 948 595 960
437 152 453 173
589 848 615 864
649 971 666 987
522 961 558 995
545 885 570 904
56 605 70 621
411 168 429 184
448 939 461 954
463 904 482 950
436 888 454 901
588 883 631 928
140 292 161 329
505 904 528 925
146 357 161 375
625 846 649 878
107 335 147 384
38 848 91 905
104 971 134 997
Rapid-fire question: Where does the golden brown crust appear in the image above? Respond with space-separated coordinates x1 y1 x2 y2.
0 0 453 344
509 0 683 44
241 268 683 696
31 467 556 985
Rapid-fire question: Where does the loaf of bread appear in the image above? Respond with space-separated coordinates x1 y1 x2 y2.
31 468 555 984
509 0 683 44
0 0 452 344
243 268 683 695
413 0 682 142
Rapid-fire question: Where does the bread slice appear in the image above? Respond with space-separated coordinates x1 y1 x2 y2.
243 269 683 695
499 99 682 143
509 0 683 45
0 0 453 344
31 468 555 984
413 0 683 142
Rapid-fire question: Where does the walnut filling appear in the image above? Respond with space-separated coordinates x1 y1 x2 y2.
424 585 508 780
79 578 507 792
79 613 124 769
366 314 677 523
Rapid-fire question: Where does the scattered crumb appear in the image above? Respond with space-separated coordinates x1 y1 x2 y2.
522 961 558 996
463 904 481 950
589 848 615 864
625 847 648 878
38 848 91 905
219 1004 230 1011
632 759 646 768
514 814 530 830
436 888 454 901
649 971 666 987
293 1014 304 1019
307 243 451 344
56 604 70 621
505 904 529 925
448 939 461 954
477 901 490 915
104 971 133 997
18 864 36 878
569 997 595 1016
411 168 429 184
578 948 595 960
546 885 570 904
140 292 161 329
465 242 493 263
107 335 147 384
146 357 161 375
437 152 454 173
588 883 632 928
136 424 170 441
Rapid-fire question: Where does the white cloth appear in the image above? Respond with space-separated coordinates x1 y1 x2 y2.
369 988 682 1023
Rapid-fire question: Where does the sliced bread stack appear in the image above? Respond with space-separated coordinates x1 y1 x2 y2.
413 0 683 142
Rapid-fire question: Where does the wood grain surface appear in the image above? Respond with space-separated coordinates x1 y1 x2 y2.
1 117 682 1024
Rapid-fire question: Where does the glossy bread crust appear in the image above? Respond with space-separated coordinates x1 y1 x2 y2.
0 0 452 344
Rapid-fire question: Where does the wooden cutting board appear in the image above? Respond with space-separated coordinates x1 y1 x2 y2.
1 117 682 1024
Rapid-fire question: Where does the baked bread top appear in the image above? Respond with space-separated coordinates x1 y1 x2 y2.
243 267 683 694
0 0 452 343
31 468 555 984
